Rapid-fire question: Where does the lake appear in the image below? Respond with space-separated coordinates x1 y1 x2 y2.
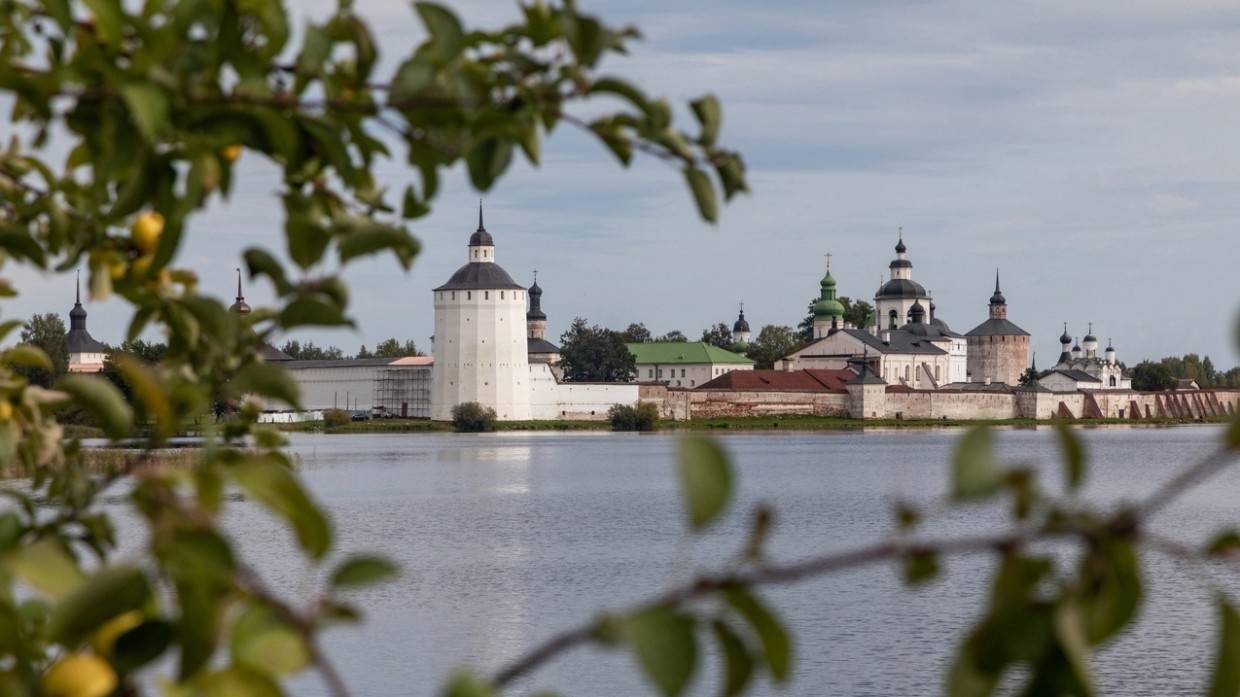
133 425 1238 695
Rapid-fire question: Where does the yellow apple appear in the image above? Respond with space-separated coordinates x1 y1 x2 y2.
224 144 243 162
42 653 117 697
131 211 164 254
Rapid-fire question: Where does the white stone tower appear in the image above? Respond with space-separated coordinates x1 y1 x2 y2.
874 229 932 331
430 203 531 421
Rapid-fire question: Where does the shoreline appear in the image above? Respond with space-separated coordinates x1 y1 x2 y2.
271 414 1231 434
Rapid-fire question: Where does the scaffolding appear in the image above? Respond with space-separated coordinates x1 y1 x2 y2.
373 366 432 418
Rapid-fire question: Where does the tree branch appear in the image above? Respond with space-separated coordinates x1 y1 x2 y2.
1136 446 1236 519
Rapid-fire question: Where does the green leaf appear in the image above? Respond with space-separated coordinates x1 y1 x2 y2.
55 375 133 439
415 2 466 61
1053 601 1096 696
465 139 514 191
439 670 495 697
40 0 73 32
112 620 173 673
279 297 352 329
330 555 399 588
1054 422 1086 492
723 587 791 683
296 24 332 78
690 94 721 146
1077 539 1141 644
231 455 332 559
337 225 420 268
1227 413 1240 450
121 84 171 144
588 77 650 112
196 666 283 697
684 167 718 223
231 605 309 676
4 344 51 372
82 0 124 45
903 550 940 586
0 226 48 266
711 620 753 697
230 363 301 409
624 607 697 697
950 426 1002 501
1208 530 1240 557
676 436 732 531
1209 596 1240 697
243 248 291 295
46 565 150 645
9 538 83 598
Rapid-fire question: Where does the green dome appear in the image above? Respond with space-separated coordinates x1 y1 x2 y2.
813 271 844 318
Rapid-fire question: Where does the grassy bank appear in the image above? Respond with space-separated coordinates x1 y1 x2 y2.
272 414 1230 435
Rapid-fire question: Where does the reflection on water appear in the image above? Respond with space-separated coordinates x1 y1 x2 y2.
114 426 1236 696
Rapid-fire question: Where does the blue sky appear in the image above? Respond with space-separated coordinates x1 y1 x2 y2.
11 0 1240 365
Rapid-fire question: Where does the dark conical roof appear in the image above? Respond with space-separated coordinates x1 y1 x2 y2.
894 229 906 254
732 304 750 333
1059 323 1071 344
527 273 546 321
989 270 1005 305
66 272 108 354
909 299 926 322
469 200 494 246
1083 322 1097 343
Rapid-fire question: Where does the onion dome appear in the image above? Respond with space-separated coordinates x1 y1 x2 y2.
1059 323 1071 345
909 299 926 323
68 271 88 327
1104 338 1115 355
526 274 546 321
1083 322 1097 344
813 270 845 318
229 269 251 315
895 230 906 254
468 200 494 246
989 270 1005 305
732 303 750 333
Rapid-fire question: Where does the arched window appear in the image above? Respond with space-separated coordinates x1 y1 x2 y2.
889 310 898 329
1109 376 1117 387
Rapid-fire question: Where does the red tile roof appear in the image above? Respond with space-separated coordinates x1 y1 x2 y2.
697 369 856 393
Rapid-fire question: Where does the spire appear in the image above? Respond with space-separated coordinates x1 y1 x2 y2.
469 200 495 247
75 269 81 305
989 269 1006 305
1031 352 1037 372
230 267 252 315
69 269 87 328
895 227 906 253
477 198 485 232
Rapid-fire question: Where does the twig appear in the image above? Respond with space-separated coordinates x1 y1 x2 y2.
1137 446 1237 519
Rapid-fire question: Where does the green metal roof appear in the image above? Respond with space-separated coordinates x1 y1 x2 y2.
626 342 754 365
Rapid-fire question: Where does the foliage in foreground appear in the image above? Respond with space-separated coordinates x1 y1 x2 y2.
609 402 659 431
0 0 746 693
451 402 497 433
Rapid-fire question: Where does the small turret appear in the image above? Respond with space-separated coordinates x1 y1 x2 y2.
1104 338 1116 366
468 199 496 262
230 268 252 315
988 270 1007 320
1082 322 1098 358
812 255 845 339
526 271 546 340
1071 337 1082 360
731 302 751 348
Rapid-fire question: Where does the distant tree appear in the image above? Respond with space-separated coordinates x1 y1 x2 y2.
745 325 800 370
1130 361 1176 391
656 330 688 343
373 338 421 358
701 323 734 349
18 313 69 387
1018 366 1038 387
101 341 170 404
619 323 652 343
559 318 637 382
840 297 874 329
355 345 373 359
452 402 496 433
280 340 345 360
608 402 659 431
798 298 817 345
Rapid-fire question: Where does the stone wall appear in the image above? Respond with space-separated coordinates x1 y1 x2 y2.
659 389 849 420
885 390 1018 420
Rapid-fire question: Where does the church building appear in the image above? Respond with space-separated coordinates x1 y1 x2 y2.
66 273 108 373
1038 323 1130 390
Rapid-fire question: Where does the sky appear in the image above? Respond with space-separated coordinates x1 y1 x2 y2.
9 0 1240 366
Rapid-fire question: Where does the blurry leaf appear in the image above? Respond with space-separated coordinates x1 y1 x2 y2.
337 225 420 268
415 2 466 61
1208 530 1240 557
83 0 123 44
625 607 696 697
518 123 541 165
588 77 649 113
0 319 25 343
723 587 791 682
4 344 51 372
1053 601 1096 696
1078 540 1141 644
243 248 292 295
231 605 309 676
230 363 301 409
112 620 174 673
1055 422 1086 492
113 354 173 439
47 565 150 645
893 500 921 531
465 139 514 191
40 0 72 31
231 455 331 559
279 297 352 329
903 550 940 586
121 84 170 144
196 666 283 697
158 527 235 584
711 620 753 697
9 539 83 598
296 24 332 77
330 555 398 588
1209 596 1240 697
1227 414 1240 450
439 670 495 697
684 168 717 223
950 426 1002 501
676 436 732 531
402 185 430 219
56 375 133 439
690 94 721 146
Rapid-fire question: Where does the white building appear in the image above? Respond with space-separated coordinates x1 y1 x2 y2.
431 205 532 420
781 328 951 389
1038 324 1130 390
627 342 754 388
263 356 433 416
66 276 108 373
874 231 934 332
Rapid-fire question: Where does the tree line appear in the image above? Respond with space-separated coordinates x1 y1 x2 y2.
1130 353 1240 391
